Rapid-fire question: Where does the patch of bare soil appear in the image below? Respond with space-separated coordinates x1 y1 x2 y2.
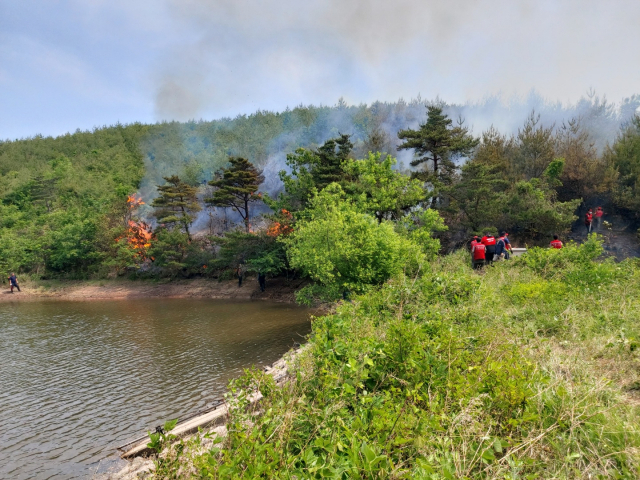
0 276 307 304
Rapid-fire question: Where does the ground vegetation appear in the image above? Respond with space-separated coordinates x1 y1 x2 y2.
153 235 640 478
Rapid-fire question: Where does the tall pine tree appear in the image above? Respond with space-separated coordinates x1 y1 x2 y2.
398 105 478 205
152 175 201 240
206 157 264 232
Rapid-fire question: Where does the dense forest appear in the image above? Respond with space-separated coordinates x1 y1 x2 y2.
1 93 640 283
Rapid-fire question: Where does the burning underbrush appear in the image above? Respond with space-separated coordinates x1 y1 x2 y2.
115 195 154 262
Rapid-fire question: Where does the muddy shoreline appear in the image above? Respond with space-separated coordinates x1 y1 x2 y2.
0 277 307 304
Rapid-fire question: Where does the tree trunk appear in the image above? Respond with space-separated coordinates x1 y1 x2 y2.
244 197 250 233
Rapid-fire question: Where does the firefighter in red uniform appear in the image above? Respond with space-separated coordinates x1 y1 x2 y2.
594 206 604 230
585 209 593 234
481 233 497 265
550 234 563 249
471 241 486 269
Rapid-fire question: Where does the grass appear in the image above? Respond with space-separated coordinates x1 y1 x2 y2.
152 235 640 479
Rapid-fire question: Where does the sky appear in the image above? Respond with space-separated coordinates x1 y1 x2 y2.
1 0 639 141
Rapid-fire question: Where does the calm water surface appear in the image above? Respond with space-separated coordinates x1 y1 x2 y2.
0 298 311 479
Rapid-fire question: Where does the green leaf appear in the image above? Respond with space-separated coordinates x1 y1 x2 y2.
164 419 178 432
493 438 503 454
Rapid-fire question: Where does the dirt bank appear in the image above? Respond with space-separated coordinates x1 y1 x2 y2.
0 276 307 304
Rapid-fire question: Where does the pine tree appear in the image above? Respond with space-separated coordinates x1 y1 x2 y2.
151 175 201 240
206 157 264 232
311 134 353 189
397 105 478 204
276 135 354 212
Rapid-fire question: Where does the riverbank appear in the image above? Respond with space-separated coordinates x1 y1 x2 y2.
0 276 307 304
136 239 640 478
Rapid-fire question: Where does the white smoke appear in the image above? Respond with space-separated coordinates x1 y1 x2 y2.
152 0 640 121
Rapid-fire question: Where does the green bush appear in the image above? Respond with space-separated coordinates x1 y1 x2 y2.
284 185 426 302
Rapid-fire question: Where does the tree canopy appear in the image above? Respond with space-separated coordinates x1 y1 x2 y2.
206 157 265 232
397 105 478 196
152 175 201 240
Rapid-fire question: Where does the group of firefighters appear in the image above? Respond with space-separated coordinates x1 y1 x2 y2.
470 232 512 269
470 232 565 269
470 206 605 269
585 206 605 233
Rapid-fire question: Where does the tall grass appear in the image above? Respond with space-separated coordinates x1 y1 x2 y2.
156 235 640 478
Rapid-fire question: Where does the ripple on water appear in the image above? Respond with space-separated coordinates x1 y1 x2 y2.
0 298 311 479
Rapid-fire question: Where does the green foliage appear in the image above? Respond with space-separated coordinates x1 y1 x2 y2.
151 175 201 240
283 184 426 302
45 211 103 273
147 419 179 454
342 153 425 221
503 178 580 238
607 116 640 213
398 104 478 191
311 134 354 190
520 233 604 275
213 230 287 277
0 124 144 277
396 208 447 256
443 160 509 233
147 229 193 276
183 245 640 479
275 135 354 212
206 157 265 232
513 111 556 179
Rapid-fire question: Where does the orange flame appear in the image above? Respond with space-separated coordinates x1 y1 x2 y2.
117 194 153 260
127 194 145 208
267 209 294 237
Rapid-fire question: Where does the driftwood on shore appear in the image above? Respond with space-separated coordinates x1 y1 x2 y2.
110 345 304 478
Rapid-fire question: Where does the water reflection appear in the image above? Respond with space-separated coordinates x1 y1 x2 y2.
0 299 311 479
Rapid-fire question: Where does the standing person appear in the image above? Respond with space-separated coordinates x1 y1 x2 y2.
481 232 497 265
595 206 604 230
8 273 20 293
498 232 513 260
503 232 513 259
495 232 508 260
585 209 593 234
471 241 486 269
258 272 266 292
469 236 480 267
550 235 563 249
236 264 244 287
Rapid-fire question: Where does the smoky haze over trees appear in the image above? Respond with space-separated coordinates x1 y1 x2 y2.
1 93 640 277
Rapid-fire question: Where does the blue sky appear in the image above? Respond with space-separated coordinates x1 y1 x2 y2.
1 0 639 141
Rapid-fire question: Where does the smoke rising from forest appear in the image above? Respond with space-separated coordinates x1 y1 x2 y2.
139 92 640 233
154 0 640 122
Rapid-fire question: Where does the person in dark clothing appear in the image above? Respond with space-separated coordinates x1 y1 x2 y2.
236 265 243 287
258 272 266 292
8 273 20 293
495 232 507 260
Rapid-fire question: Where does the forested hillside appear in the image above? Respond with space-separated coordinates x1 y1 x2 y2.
1 94 640 278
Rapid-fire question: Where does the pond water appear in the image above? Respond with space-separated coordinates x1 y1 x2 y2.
0 298 312 479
